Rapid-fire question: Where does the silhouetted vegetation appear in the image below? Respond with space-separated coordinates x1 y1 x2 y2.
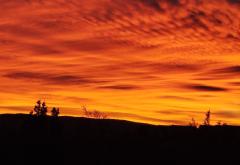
81 106 107 119
189 117 198 128
30 100 60 118
216 120 227 126
29 100 48 117
189 110 227 127
51 107 60 117
203 110 211 126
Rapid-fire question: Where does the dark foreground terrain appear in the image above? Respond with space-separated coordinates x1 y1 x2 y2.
0 114 239 165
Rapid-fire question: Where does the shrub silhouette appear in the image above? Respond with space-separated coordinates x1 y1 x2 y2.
216 121 222 126
216 121 227 126
51 107 60 117
189 118 198 127
91 110 108 119
30 100 48 117
81 106 107 119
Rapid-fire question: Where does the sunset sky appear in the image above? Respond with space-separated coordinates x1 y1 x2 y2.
0 0 240 125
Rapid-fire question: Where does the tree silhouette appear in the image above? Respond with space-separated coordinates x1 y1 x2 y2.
51 107 60 117
203 110 211 126
30 100 48 117
41 101 48 116
82 106 88 116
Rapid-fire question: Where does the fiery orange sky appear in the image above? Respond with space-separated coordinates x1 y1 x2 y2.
0 0 240 125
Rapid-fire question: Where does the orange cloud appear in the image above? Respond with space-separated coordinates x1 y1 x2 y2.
0 0 240 125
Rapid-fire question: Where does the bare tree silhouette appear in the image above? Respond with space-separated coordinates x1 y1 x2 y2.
51 107 60 117
82 106 88 116
81 106 107 119
91 110 108 119
203 110 211 126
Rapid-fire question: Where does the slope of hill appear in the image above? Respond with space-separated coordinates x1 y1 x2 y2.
0 114 239 165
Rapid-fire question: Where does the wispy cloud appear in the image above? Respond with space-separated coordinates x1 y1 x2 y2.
98 85 141 90
158 95 196 101
184 84 228 92
3 71 109 86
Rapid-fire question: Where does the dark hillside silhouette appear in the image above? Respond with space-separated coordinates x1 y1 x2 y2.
0 114 239 165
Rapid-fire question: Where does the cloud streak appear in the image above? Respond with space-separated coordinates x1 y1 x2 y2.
3 71 109 86
184 84 228 92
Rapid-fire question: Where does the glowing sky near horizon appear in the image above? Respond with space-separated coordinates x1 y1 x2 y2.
0 0 240 125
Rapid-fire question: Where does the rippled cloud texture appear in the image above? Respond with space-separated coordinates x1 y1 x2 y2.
0 0 240 125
